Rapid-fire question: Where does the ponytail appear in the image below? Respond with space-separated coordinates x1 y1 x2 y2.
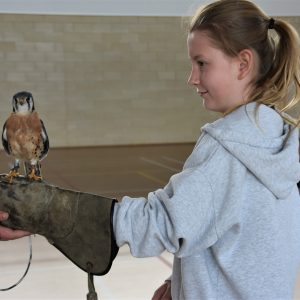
253 18 300 126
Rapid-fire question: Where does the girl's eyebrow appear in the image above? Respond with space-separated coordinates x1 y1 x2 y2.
192 54 206 61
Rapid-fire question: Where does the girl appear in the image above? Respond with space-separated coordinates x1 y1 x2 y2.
113 0 300 299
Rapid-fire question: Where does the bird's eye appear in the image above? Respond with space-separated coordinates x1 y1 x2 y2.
26 97 31 102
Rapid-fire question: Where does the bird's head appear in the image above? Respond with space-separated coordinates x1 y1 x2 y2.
12 91 35 113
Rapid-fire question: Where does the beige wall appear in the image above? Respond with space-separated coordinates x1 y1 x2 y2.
0 14 299 147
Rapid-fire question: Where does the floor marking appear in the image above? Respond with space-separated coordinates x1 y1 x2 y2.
157 255 172 269
139 157 179 172
97 187 152 194
137 171 167 186
161 156 184 165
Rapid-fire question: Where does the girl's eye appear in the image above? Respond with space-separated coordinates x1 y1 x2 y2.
197 61 205 68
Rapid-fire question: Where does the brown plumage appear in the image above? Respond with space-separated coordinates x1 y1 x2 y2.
5 112 45 162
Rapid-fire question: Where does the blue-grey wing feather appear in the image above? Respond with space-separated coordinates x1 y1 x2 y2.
2 121 11 155
39 119 49 160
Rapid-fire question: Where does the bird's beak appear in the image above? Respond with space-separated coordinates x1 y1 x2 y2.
19 99 25 105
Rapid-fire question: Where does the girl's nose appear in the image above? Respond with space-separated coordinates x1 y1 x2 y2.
187 67 200 86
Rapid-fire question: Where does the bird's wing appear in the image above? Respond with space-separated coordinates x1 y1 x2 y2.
2 121 11 155
39 119 49 160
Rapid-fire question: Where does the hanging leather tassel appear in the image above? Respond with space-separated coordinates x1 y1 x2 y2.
87 262 98 300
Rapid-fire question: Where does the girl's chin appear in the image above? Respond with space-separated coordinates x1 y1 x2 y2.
202 102 226 114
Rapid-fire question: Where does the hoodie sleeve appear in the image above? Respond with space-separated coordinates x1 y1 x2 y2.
113 167 218 258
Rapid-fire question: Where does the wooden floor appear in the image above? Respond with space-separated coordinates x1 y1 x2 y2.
1 143 300 300
41 143 193 199
0 143 194 300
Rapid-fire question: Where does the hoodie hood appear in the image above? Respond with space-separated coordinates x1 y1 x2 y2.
202 103 300 199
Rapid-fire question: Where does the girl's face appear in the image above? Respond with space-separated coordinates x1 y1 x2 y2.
187 30 251 114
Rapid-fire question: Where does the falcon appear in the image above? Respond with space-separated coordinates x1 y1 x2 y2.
2 91 49 182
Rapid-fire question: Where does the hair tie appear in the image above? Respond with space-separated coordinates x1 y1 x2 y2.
268 18 275 29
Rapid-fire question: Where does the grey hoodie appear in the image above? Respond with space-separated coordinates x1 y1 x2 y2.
113 103 300 299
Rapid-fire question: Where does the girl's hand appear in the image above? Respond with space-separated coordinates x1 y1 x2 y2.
151 280 171 300
0 211 31 241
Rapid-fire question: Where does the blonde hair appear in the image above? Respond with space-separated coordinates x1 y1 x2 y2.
189 0 300 126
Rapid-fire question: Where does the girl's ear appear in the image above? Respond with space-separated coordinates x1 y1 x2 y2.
237 49 255 80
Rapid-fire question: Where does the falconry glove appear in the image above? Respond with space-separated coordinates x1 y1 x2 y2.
0 175 119 276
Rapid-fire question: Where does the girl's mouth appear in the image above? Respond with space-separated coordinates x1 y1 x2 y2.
197 89 208 96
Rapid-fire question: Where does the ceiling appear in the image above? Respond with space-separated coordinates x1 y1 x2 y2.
0 0 298 16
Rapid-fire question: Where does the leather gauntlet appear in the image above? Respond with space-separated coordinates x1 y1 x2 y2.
0 175 118 275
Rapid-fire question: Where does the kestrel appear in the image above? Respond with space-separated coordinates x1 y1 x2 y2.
2 91 49 182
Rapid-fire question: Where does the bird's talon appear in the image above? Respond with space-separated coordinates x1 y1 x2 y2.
28 174 43 181
6 170 20 183
27 169 43 181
